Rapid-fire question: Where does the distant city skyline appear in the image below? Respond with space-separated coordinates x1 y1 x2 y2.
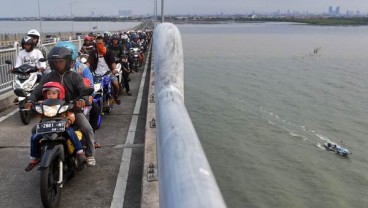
1 1 368 17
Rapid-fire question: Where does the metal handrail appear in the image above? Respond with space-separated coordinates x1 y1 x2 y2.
154 23 227 208
0 38 82 95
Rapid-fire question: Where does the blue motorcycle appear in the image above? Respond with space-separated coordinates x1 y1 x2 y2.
93 72 114 114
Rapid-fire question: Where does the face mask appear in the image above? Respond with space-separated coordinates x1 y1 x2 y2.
96 44 106 55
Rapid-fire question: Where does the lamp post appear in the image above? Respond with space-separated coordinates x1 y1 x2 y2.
37 0 43 33
70 0 78 35
89 8 96 30
154 0 157 27
161 0 164 22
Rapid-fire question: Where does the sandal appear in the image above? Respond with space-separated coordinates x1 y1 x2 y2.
86 157 96 167
25 159 40 172
94 142 102 148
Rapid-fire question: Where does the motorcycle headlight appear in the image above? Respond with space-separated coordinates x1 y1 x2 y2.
42 105 61 117
23 75 37 91
58 105 69 114
23 82 33 91
35 106 42 114
94 83 101 92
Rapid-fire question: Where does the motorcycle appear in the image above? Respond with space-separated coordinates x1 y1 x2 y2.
5 59 45 124
130 47 140 72
93 72 114 114
114 57 123 86
32 88 94 208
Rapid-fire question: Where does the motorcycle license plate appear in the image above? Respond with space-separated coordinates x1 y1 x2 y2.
36 121 65 134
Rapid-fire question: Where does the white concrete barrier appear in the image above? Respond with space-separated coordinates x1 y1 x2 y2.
154 23 227 208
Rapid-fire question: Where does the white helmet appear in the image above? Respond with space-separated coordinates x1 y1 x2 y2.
121 34 128 40
27 29 41 38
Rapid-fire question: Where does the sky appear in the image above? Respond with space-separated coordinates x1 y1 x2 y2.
1 0 368 17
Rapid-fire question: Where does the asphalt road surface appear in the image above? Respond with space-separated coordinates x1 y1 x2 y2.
0 58 151 208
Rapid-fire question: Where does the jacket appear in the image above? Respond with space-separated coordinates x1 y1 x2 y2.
87 49 116 73
30 70 89 105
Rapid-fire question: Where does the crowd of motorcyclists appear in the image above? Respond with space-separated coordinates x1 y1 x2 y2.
10 28 152 171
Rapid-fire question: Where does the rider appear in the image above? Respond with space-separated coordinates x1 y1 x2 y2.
56 41 102 136
24 82 86 171
25 46 97 167
14 36 46 82
26 29 48 59
86 35 121 105
107 34 123 64
121 55 132 96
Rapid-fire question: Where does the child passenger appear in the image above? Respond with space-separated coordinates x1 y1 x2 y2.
25 81 86 171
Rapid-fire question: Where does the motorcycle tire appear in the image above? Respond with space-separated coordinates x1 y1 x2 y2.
20 109 31 125
134 62 138 72
40 158 62 208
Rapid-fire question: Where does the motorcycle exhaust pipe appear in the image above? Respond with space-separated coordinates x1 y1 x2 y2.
57 161 63 187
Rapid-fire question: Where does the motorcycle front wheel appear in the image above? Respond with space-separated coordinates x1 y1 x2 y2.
133 62 138 72
20 110 31 125
40 158 62 208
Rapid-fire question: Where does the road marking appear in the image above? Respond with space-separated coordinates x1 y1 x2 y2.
111 45 151 208
0 109 18 123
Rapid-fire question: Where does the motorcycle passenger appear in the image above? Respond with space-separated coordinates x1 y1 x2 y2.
121 33 129 51
80 35 95 55
26 29 48 59
56 41 102 137
14 36 46 83
25 82 86 171
86 36 121 105
26 46 97 167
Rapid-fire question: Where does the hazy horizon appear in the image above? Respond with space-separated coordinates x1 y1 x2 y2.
1 0 368 17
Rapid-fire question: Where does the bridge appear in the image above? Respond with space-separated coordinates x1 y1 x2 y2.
0 22 226 208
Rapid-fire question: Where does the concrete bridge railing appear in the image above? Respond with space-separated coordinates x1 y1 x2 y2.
154 22 227 208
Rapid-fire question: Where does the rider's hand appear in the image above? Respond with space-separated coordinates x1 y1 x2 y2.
8 68 14 74
65 119 72 128
76 99 85 108
24 101 33 110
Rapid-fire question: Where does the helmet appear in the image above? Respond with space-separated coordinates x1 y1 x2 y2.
21 36 35 51
112 34 119 40
27 29 41 38
84 35 93 41
121 34 128 40
42 81 65 100
55 41 78 60
47 46 72 71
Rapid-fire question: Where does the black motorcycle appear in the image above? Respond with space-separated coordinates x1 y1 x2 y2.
32 88 93 208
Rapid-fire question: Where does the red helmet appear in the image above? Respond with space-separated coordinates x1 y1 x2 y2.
42 82 65 100
84 35 93 41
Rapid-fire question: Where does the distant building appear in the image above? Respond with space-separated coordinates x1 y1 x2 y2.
119 10 132 17
336 6 340 15
328 6 341 16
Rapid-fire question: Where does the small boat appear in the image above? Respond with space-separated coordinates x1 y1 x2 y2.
324 142 351 157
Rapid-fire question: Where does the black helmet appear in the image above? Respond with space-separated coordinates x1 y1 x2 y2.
21 36 35 50
112 34 119 40
47 46 73 71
